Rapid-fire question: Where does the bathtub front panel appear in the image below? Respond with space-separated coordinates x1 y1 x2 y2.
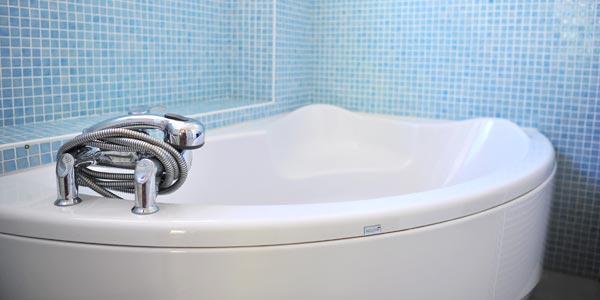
0 175 553 300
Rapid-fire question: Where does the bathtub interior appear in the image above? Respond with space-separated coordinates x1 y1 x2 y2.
0 104 553 248
156 105 531 205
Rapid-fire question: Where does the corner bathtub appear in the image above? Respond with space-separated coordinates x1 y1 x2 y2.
0 105 555 300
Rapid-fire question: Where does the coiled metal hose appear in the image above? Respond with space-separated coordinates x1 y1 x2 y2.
58 128 188 199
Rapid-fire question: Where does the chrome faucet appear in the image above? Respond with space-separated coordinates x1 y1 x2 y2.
54 153 81 207
55 107 205 215
132 158 160 215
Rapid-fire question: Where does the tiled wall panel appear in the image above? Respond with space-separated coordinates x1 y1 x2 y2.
231 0 274 103
276 0 313 106
0 0 313 175
0 0 233 125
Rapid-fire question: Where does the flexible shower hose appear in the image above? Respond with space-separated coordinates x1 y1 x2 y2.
57 128 188 199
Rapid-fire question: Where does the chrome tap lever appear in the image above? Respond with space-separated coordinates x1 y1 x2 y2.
54 153 82 207
132 159 160 215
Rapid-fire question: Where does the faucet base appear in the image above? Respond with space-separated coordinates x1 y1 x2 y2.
54 197 82 207
131 205 159 215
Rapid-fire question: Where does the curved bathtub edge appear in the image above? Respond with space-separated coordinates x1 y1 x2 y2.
0 166 554 300
0 105 556 248
0 164 556 249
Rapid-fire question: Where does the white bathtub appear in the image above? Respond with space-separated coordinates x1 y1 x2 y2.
0 105 555 300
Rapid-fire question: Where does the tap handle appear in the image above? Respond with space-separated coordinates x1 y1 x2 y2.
132 159 160 215
54 153 82 207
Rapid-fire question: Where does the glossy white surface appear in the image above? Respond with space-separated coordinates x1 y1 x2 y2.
0 104 556 300
0 173 554 300
0 105 554 247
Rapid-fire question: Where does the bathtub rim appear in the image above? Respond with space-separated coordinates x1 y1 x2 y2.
0 107 556 247
0 165 556 248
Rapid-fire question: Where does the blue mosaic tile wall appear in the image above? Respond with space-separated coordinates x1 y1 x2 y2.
276 0 313 106
313 0 600 279
0 0 278 127
0 0 313 174
231 0 274 103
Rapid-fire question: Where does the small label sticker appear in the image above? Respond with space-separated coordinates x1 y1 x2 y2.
364 224 382 236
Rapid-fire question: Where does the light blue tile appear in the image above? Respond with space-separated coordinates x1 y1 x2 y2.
16 146 27 158
16 158 28 169
40 142 51 153
51 140 61 152
41 153 53 164
29 155 40 167
3 160 16 173
28 144 39 155
3 148 14 160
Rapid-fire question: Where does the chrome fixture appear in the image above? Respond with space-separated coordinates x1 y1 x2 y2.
54 153 81 207
54 107 205 215
132 159 160 215
84 112 205 150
